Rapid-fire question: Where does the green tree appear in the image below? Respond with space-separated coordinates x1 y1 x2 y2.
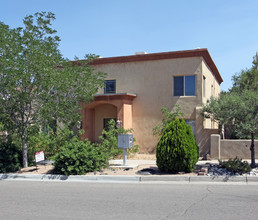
153 104 184 137
201 54 258 168
201 92 237 138
0 12 106 167
231 61 258 93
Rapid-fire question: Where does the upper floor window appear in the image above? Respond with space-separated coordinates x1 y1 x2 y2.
104 80 116 94
174 75 196 96
203 76 206 97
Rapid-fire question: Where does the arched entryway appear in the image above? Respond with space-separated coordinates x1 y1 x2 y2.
80 93 136 142
94 104 117 141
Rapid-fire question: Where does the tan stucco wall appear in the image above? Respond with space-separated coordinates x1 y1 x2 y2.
211 134 258 159
201 58 220 101
210 134 221 159
196 107 219 156
90 57 219 154
201 59 220 129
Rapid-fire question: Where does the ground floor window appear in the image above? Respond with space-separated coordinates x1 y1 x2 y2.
185 120 196 137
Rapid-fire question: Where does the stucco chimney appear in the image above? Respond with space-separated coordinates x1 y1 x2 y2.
135 52 147 55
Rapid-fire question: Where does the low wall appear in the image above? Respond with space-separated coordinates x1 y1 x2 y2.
210 134 258 160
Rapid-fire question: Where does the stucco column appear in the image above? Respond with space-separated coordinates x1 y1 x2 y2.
122 104 133 130
117 103 133 130
210 134 220 159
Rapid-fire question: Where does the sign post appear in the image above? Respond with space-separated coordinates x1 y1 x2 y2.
35 151 45 172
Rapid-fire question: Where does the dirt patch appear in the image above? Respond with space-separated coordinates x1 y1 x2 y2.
87 165 198 176
15 164 199 176
128 154 156 160
16 164 54 174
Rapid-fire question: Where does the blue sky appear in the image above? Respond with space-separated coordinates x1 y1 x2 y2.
1 0 258 91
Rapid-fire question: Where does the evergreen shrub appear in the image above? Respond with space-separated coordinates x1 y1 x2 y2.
156 118 199 173
53 136 109 175
0 141 22 173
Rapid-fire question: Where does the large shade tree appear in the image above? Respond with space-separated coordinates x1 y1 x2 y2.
0 12 106 167
201 54 258 168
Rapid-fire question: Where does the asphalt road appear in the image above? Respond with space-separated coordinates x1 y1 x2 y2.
0 181 258 220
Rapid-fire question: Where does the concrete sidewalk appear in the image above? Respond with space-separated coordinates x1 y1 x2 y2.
1 159 257 184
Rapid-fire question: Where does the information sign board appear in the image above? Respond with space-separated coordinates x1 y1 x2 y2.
35 151 45 163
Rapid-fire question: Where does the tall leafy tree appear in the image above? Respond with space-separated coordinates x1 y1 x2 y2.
0 12 106 167
230 55 258 93
201 54 258 168
153 104 184 137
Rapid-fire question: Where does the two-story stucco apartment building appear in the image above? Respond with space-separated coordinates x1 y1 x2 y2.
80 48 223 157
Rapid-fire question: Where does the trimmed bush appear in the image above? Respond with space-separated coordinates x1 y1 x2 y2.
53 136 109 175
0 141 22 173
156 118 199 173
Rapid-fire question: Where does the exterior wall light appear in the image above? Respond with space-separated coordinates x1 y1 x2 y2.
116 119 122 128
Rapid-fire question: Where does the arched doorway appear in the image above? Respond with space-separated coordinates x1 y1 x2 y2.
80 93 136 142
94 104 117 141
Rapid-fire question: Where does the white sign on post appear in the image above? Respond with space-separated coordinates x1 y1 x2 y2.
35 151 45 163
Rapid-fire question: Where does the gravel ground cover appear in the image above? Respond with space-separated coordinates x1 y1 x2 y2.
207 164 258 177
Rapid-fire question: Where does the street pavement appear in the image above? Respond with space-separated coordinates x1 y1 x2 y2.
0 181 258 220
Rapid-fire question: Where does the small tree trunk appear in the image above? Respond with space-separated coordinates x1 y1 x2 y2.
250 132 256 168
22 138 28 168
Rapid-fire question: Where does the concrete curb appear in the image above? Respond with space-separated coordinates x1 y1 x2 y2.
1 173 258 183
189 176 247 183
0 173 140 183
140 176 190 182
139 175 256 183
